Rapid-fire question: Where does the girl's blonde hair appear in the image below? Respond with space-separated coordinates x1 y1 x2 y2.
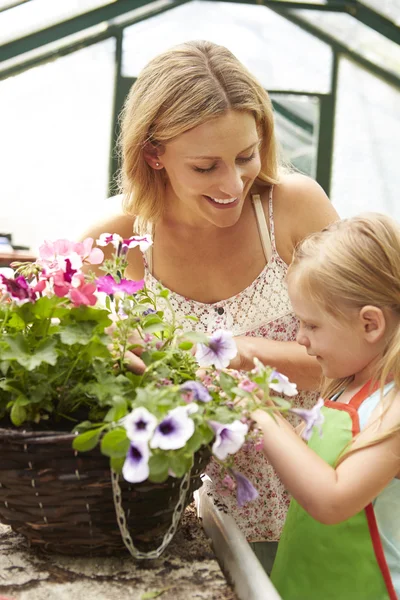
119 40 279 223
287 213 400 459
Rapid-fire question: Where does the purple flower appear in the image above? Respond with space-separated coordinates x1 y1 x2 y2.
150 405 198 450
124 407 157 442
0 274 36 304
122 440 150 483
269 370 298 397
180 381 212 403
210 419 248 460
195 329 237 369
230 470 259 507
290 397 324 441
96 275 144 295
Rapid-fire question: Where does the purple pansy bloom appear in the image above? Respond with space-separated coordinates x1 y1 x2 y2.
269 370 298 397
122 440 150 483
290 397 325 441
230 469 259 507
0 274 36 304
180 381 212 403
195 329 237 369
210 419 248 460
96 275 144 295
150 405 198 450
124 407 157 442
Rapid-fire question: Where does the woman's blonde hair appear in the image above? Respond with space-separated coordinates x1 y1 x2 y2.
287 213 400 459
119 40 279 223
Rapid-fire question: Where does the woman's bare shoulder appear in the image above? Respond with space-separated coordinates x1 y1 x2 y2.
273 172 340 246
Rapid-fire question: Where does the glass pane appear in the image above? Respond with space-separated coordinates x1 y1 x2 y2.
0 0 115 44
123 0 333 94
331 57 400 219
290 9 400 78
271 94 319 177
0 39 116 252
362 0 400 24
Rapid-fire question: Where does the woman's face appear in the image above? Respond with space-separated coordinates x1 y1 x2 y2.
158 110 262 229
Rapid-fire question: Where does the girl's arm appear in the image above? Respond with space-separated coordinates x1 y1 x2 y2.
252 396 400 525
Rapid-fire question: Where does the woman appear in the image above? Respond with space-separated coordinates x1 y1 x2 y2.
82 40 339 570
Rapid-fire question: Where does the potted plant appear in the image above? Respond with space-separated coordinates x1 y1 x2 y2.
0 233 321 558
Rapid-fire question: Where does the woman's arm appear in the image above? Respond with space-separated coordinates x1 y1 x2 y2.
252 397 400 525
231 337 321 391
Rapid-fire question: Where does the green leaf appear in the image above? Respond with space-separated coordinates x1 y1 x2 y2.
142 323 169 335
6 312 26 330
141 589 170 599
178 341 193 351
169 452 193 478
10 401 27 426
218 371 237 395
148 453 169 483
60 323 95 345
110 456 125 474
2 336 58 371
72 428 102 452
104 398 128 423
158 289 169 298
101 428 130 458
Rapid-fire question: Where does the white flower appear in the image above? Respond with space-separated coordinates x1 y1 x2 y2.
269 370 298 397
122 440 150 483
210 419 248 460
150 405 198 450
124 407 157 442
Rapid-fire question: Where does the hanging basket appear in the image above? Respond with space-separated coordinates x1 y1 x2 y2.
0 426 210 557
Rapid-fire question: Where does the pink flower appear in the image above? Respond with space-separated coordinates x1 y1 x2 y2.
38 237 103 274
238 378 258 393
0 275 36 304
95 275 144 295
96 233 152 254
69 274 97 307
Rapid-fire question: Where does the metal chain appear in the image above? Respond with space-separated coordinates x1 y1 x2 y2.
111 468 191 559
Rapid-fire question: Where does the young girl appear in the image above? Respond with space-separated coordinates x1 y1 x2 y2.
253 213 400 599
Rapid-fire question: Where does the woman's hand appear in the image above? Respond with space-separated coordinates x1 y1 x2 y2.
105 324 147 374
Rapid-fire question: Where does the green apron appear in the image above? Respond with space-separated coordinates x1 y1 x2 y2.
271 381 397 600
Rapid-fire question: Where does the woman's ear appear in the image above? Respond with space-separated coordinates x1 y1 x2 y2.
143 143 164 170
359 305 386 344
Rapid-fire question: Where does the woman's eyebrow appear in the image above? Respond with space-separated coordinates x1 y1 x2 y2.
186 140 260 160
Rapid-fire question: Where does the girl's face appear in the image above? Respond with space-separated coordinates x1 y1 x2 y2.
158 110 262 228
287 279 383 382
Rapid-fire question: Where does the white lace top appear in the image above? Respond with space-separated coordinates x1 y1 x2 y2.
143 188 319 542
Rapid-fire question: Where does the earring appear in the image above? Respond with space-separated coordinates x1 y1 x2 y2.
155 162 160 167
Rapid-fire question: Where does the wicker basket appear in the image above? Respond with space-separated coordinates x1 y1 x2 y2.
0 427 210 556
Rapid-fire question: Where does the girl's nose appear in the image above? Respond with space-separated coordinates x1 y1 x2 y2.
296 329 310 347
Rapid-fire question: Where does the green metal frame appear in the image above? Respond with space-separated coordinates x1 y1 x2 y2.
0 0 399 198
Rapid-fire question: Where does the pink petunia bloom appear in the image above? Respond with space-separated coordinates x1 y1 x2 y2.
96 233 153 254
95 275 144 295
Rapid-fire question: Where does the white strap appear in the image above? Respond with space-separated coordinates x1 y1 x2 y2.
252 193 272 263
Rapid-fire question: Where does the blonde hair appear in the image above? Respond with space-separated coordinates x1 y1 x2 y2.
287 213 400 459
119 40 280 224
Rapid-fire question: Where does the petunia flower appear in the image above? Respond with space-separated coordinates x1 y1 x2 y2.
124 407 157 442
121 235 153 253
0 274 36 305
150 404 198 451
122 440 150 483
229 469 259 507
210 419 248 460
95 275 145 295
269 370 298 397
96 233 153 254
290 397 324 441
195 329 237 369
180 381 212 403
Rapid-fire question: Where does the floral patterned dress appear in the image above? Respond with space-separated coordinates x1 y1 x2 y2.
142 188 319 542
